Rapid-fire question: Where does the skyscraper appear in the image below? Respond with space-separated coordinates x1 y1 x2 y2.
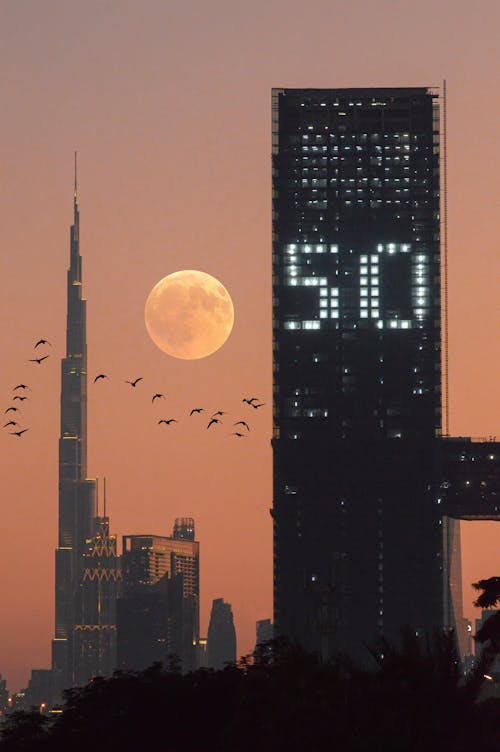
271 87 444 661
206 598 237 670
52 161 120 696
117 518 200 673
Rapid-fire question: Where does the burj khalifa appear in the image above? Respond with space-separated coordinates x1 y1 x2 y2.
51 158 120 698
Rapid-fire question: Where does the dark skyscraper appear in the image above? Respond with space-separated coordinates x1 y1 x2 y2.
52 162 120 696
272 87 445 660
271 86 500 663
207 598 237 670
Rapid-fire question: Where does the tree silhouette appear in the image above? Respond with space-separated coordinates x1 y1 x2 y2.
2 631 500 751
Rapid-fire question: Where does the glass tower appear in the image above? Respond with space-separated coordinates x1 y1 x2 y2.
271 87 444 661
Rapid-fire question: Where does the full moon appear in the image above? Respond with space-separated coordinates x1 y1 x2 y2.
144 270 234 359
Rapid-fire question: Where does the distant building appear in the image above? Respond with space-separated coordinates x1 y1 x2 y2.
207 598 237 670
117 518 199 674
24 669 53 711
256 619 273 648
0 674 8 716
194 637 208 669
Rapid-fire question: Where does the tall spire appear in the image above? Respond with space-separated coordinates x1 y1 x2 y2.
74 151 78 207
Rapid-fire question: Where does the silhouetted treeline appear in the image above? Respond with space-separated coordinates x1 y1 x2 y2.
2 630 500 752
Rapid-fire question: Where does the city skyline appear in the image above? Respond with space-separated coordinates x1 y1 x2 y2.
1 0 499 692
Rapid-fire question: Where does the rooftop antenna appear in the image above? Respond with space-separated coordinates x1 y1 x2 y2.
96 477 99 517
103 477 107 518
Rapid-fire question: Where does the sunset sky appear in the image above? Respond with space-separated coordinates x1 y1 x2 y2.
1 0 499 692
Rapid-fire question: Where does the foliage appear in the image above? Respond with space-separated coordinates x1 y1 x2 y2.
2 632 500 752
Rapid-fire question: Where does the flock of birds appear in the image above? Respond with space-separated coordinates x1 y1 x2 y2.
94 373 265 437
3 339 265 440
2 339 52 437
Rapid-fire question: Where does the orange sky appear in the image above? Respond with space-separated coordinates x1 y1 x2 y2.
1 0 499 692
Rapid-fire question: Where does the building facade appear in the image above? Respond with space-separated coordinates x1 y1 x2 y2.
272 87 445 661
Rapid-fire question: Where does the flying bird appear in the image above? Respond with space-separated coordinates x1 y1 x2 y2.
231 432 246 438
207 418 221 429
4 407 19 413
125 378 143 387
158 419 177 425
34 339 51 348
243 397 259 405
13 384 30 391
250 402 265 409
3 421 18 428
189 408 204 416
211 411 226 418
10 428 29 437
13 395 29 402
234 421 250 431
152 393 165 403
94 374 108 383
29 355 49 364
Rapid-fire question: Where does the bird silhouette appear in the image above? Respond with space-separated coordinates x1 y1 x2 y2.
29 355 49 364
13 384 30 391
4 407 19 413
250 402 265 409
234 420 250 431
3 421 18 428
211 411 226 418
34 339 51 348
207 418 221 429
13 395 29 402
189 408 204 416
231 432 246 438
152 393 165 403
158 418 177 425
243 397 259 405
125 377 143 387
10 428 29 437
94 374 108 383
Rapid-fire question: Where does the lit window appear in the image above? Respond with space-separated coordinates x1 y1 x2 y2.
360 277 368 285
360 311 369 318
330 245 339 253
360 300 368 308
284 321 301 330
360 266 368 275
303 321 320 330
331 311 339 318
320 310 328 319
320 299 328 308
360 289 368 297
320 288 327 297
360 255 368 263
330 288 339 297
